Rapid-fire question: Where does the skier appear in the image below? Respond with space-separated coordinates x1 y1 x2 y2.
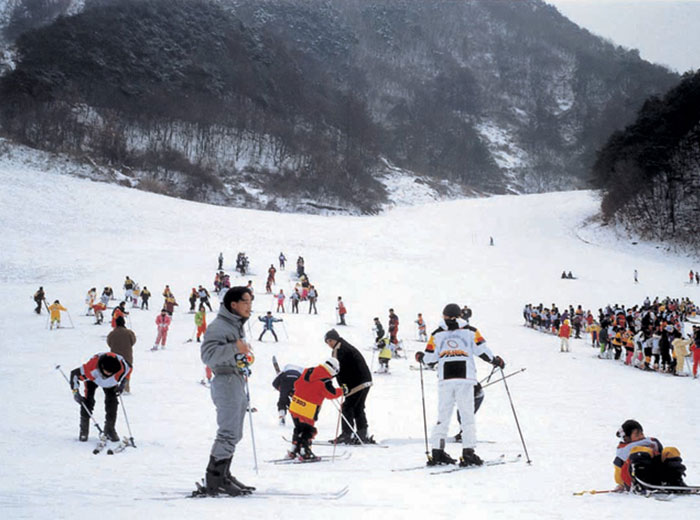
377 341 392 373
634 269 638 283
123 276 134 302
613 419 687 492
140 286 151 310
324 329 374 444
268 265 277 285
218 252 224 271
558 319 571 352
111 301 129 329
107 316 136 393
272 364 303 425
415 313 427 341
152 308 171 351
290 288 300 314
199 286 256 496
258 311 282 342
92 301 106 325
308 285 318 314
164 293 178 316
33 286 46 314
85 288 97 315
373 317 385 347
199 285 213 311
275 289 286 313
288 358 344 460
691 327 700 378
189 288 198 312
671 330 690 375
195 304 207 343
279 252 286 270
388 309 399 345
690 270 695 284
415 303 505 467
336 297 347 326
70 352 131 442
48 300 67 329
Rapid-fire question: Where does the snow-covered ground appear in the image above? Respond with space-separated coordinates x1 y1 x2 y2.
1 153 699 519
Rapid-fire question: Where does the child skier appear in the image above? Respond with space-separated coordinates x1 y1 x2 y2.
48 300 67 329
272 364 303 425
288 358 344 460
416 313 427 341
189 288 198 312
195 304 207 343
275 289 286 313
153 308 172 350
336 297 347 325
85 288 96 315
258 312 282 342
377 339 392 373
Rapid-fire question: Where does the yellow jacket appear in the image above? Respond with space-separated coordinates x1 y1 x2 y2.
48 303 67 320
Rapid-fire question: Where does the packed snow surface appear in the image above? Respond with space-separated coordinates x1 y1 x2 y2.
1 155 698 519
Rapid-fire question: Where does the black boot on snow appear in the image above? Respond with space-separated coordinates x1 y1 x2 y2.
357 428 376 444
299 447 319 461
79 417 89 442
329 432 353 444
459 448 484 467
103 424 120 442
205 456 247 496
427 449 457 466
223 457 255 492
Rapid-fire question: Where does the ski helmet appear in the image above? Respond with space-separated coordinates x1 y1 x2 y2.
323 357 340 377
98 354 121 375
442 303 461 318
617 419 643 438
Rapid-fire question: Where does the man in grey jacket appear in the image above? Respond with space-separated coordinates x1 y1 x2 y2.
200 286 255 496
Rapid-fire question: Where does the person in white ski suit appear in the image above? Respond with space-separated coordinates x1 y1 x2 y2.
416 303 505 467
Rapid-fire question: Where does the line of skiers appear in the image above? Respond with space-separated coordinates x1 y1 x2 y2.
524 297 700 376
688 270 700 285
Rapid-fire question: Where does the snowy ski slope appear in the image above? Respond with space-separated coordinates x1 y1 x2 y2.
1 156 699 519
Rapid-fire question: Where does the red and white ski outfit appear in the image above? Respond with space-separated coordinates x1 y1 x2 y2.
155 313 172 347
423 319 495 450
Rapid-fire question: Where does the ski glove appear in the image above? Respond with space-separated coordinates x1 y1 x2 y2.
115 379 127 396
491 356 505 369
235 353 253 377
415 351 425 364
342 384 349 396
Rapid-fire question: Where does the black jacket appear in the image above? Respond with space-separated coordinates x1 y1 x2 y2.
334 338 372 388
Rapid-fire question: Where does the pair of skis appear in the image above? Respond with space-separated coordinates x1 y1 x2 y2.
142 484 350 501
392 453 522 473
265 450 352 465
92 435 133 455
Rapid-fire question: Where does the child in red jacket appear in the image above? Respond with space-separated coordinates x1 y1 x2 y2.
288 358 344 460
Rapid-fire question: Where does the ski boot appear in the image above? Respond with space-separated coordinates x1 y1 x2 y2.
278 410 286 426
299 446 319 462
329 432 353 444
223 457 255 492
427 449 457 466
459 448 484 467
204 456 249 496
79 417 89 442
357 428 376 444
103 423 120 442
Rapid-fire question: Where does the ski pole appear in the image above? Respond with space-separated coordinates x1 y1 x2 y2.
330 399 365 445
118 395 136 448
480 367 527 389
244 378 259 474
55 365 104 436
280 321 289 340
418 361 430 461
66 310 75 329
332 397 343 461
573 489 618 496
499 367 531 464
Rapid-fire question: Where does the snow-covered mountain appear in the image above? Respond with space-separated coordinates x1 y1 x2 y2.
0 0 678 213
1 138 699 518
